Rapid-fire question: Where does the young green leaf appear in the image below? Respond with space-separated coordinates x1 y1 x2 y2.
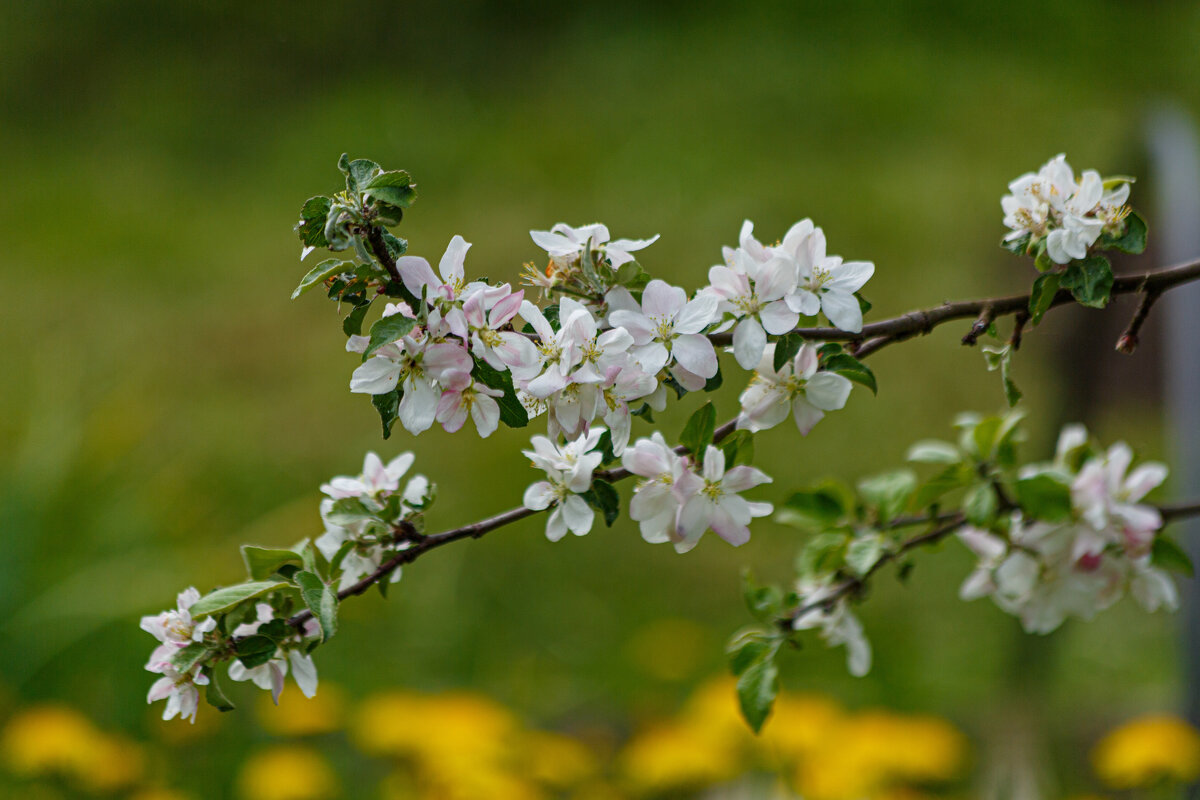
857 470 917 521
906 440 961 464
1028 272 1060 325
583 479 621 527
736 647 780 733
1059 256 1113 309
726 628 778 676
472 358 529 429
1152 536 1195 576
292 258 349 300
372 389 401 439
203 668 236 712
189 581 291 618
364 314 416 359
962 483 998 526
1108 210 1147 255
773 332 804 372
1015 471 1073 522
845 535 886 577
295 196 332 248
680 402 717 459
822 353 877 395
294 570 338 642
241 546 304 581
364 170 417 208
234 635 279 669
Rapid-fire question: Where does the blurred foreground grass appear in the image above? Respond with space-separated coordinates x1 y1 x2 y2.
1 1 1198 795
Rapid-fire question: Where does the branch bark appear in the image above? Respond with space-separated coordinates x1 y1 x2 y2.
286 256 1200 628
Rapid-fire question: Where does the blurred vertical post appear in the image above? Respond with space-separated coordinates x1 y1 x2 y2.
1147 107 1200 724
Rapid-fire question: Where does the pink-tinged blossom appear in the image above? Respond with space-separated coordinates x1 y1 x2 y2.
225 604 320 702
956 427 1176 634
518 300 582 396
607 281 719 378
597 365 659 456
435 370 503 438
737 343 852 435
622 433 696 547
530 222 659 269
397 235 487 303
140 587 218 666
675 445 773 552
792 577 872 677
463 287 539 376
780 226 874 333
320 451 416 500
522 429 606 542
557 297 635 385
349 337 472 434
146 663 209 723
704 249 799 369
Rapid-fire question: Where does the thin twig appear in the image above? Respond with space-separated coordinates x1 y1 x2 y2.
961 304 995 346
285 257 1200 629
1115 286 1162 354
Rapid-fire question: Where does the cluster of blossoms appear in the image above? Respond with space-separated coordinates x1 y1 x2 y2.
1002 153 1133 264
141 589 216 722
141 586 322 722
317 451 432 591
523 427 774 552
140 451 435 722
957 426 1175 634
346 219 871 453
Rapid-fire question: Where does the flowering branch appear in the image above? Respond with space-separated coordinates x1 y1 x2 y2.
141 152 1200 733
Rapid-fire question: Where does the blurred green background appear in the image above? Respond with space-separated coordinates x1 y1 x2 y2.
2 0 1199 796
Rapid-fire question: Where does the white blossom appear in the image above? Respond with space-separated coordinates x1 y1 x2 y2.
792 578 872 677
622 432 695 547
737 343 852 435
522 429 606 542
675 445 773 551
607 281 719 378
704 249 798 369
530 222 659 269
779 225 874 333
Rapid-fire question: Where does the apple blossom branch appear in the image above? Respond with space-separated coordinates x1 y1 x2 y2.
287 257 1200 631
779 498 1200 627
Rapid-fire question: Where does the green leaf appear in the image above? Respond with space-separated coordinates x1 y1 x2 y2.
727 628 777 676
963 483 998 526
203 668 236 712
823 353 877 395
294 571 338 642
679 402 717 459
343 157 382 193
742 569 783 622
171 642 208 673
613 261 651 291
235 635 279 669
795 531 848 581
1028 272 1061 325
372 389 400 439
292 258 348 300
583 479 620 527
364 314 416 359
189 581 291 618
737 648 780 733
857 470 917 521
703 363 723 392
845 535 885 577
295 196 332 249
1033 241 1053 273
323 497 377 527
855 291 872 314
778 481 853 530
1108 210 1147 255
1015 471 1073 522
906 440 961 464
913 463 974 509
773 333 804 372
472 359 529 429
364 170 417 208
720 430 755 468
982 345 1022 408
381 231 409 260
1059 256 1113 309
342 300 373 337
242 546 304 581
1152 536 1194 576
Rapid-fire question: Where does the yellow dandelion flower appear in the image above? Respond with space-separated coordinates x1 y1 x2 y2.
516 729 599 789
1093 713 1200 789
618 720 744 794
1 705 101 777
130 789 195 800
236 745 338 800
257 683 346 737
758 692 843 762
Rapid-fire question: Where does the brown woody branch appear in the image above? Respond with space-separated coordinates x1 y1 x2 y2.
287 256 1200 629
